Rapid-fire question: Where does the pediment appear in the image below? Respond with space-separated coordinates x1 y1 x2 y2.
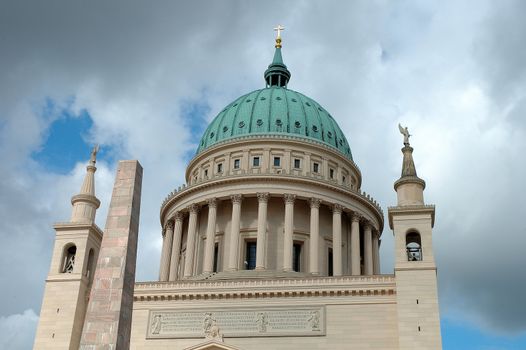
184 340 242 350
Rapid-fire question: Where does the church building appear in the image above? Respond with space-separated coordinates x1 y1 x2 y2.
33 29 442 349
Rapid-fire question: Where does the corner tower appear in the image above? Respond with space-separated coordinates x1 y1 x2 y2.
388 126 442 349
34 147 103 350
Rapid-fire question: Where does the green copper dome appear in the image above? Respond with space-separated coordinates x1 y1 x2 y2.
196 46 353 160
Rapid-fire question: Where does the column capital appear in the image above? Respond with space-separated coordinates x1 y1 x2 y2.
164 220 174 231
174 211 184 222
207 198 218 208
283 193 296 204
363 221 373 230
332 203 343 214
187 203 199 214
257 192 270 203
351 212 362 222
231 194 243 204
309 197 321 209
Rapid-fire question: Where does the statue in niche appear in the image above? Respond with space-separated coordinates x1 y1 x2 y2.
255 312 269 333
398 123 411 146
203 312 223 341
151 314 162 335
307 310 320 331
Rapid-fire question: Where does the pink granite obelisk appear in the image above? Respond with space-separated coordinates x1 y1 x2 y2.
80 160 143 350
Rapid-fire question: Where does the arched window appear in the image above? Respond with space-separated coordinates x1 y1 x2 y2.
62 245 77 273
406 232 422 261
85 249 95 280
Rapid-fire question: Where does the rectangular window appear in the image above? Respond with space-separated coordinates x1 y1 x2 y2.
293 243 302 272
329 168 334 179
233 159 240 169
213 243 219 273
217 163 223 173
253 156 260 167
342 175 346 183
313 162 320 173
273 157 281 167
204 169 208 177
328 248 333 276
245 242 257 270
294 158 301 169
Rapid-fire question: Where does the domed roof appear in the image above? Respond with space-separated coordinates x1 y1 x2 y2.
196 41 353 160
196 87 353 160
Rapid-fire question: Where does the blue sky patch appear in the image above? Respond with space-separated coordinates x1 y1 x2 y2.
180 97 211 163
442 318 526 350
32 102 98 174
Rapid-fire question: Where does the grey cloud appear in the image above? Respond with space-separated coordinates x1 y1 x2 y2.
0 1 525 347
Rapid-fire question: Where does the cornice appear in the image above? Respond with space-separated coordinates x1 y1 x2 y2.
393 176 426 191
160 173 384 231
387 204 436 229
133 275 396 302
71 193 101 208
53 221 104 239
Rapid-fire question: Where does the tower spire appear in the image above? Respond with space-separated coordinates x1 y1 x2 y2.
394 125 426 206
264 24 291 88
70 145 101 223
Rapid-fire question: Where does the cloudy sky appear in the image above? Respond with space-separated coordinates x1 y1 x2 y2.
1 1 525 349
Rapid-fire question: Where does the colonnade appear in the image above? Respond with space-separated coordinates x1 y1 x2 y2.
159 194 381 281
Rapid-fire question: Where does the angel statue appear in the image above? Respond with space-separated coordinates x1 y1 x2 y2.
90 144 99 164
398 124 411 146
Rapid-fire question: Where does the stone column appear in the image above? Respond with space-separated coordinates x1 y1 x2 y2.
203 198 218 273
373 231 380 275
169 212 184 281
183 204 199 278
351 213 361 275
224 153 231 176
332 204 343 276
159 220 174 281
283 194 296 271
284 149 291 174
309 198 321 275
322 157 329 180
304 153 311 176
256 193 269 270
364 222 373 275
227 195 242 271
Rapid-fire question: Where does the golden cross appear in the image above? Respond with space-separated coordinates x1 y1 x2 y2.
274 24 285 39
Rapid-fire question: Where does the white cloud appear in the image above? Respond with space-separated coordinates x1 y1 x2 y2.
0 309 39 350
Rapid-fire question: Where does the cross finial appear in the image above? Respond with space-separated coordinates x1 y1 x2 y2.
274 24 285 48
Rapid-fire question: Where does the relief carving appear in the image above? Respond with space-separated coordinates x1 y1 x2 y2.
307 310 320 331
151 314 163 335
203 312 223 341
255 312 269 333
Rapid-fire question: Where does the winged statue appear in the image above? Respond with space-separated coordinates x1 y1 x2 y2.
398 124 411 146
90 144 99 164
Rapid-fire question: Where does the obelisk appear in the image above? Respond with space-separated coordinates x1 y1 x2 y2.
80 160 143 349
